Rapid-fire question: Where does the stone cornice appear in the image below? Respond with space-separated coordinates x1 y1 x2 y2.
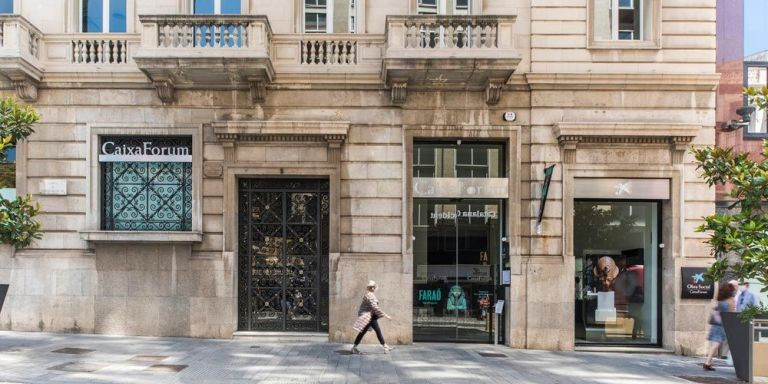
212 120 349 165
526 73 720 91
212 120 349 143
555 122 701 164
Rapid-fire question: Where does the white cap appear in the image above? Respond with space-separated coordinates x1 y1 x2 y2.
366 280 377 288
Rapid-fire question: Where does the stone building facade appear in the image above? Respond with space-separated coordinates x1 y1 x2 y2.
0 0 718 354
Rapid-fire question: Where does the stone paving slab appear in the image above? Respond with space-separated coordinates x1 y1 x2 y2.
0 331 750 384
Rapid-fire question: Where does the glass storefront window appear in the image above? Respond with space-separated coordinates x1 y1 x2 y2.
413 199 503 342
413 143 504 178
574 201 660 345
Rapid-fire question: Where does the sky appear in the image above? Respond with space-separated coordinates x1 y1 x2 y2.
744 0 768 56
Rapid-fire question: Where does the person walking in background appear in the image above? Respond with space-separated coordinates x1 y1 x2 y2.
736 281 761 312
351 280 394 354
704 282 737 371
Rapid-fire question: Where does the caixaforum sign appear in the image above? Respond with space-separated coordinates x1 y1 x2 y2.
681 267 714 299
99 136 192 163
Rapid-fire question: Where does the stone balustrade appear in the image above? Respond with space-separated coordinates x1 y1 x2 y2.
0 14 520 104
0 15 42 61
270 34 384 83
301 39 357 65
386 15 517 53
0 15 44 101
134 15 274 103
138 15 271 53
70 36 132 64
383 15 520 105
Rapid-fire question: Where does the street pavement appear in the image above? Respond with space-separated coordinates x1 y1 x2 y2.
0 331 750 384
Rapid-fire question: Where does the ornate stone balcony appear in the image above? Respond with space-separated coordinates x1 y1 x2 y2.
0 15 43 101
133 15 273 103
383 15 521 105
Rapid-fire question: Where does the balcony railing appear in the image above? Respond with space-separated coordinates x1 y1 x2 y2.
0 15 42 62
134 15 274 103
0 15 44 101
302 39 357 65
383 15 520 105
138 15 271 54
71 37 130 64
403 16 502 49
269 34 383 83
0 13 520 104
386 15 516 54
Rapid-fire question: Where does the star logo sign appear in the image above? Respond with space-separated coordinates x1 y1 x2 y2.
614 182 631 196
692 273 705 284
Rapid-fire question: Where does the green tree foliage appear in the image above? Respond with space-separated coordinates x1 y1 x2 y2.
0 98 41 249
692 93 768 291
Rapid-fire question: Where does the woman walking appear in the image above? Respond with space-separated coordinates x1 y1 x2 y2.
703 282 737 371
351 280 394 354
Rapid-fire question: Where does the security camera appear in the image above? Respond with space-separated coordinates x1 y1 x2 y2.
722 105 757 131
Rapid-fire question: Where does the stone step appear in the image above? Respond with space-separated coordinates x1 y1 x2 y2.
232 331 329 343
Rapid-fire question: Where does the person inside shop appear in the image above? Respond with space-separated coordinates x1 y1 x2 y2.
613 255 645 340
735 280 761 312
704 282 737 371
351 280 394 354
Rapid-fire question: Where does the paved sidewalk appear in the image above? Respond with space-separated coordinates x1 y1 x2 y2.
0 331 746 384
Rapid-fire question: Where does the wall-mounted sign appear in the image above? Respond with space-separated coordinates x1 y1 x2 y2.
502 112 517 122
413 177 508 199
681 267 714 299
429 210 497 220
536 165 555 234
99 136 192 163
39 179 67 195
574 178 670 200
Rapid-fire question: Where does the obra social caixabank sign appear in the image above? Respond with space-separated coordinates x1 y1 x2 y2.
413 177 509 199
680 267 714 299
99 136 192 163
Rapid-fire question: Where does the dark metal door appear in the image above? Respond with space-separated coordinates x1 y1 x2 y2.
238 178 329 332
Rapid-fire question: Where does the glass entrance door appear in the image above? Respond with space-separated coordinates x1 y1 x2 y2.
413 199 502 342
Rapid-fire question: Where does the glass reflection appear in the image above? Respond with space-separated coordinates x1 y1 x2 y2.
574 201 659 345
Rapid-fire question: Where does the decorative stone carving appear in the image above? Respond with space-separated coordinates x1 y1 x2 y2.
153 79 175 103
212 120 349 165
221 141 236 163
558 136 580 164
669 136 695 165
391 81 407 105
250 80 266 104
554 123 700 166
12 78 38 102
326 138 343 164
485 81 504 105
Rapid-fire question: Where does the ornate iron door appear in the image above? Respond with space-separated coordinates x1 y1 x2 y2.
238 179 330 332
